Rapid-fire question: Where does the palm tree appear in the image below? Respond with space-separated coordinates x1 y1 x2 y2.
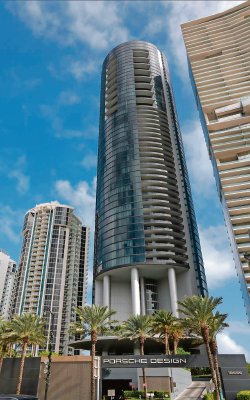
119 314 153 398
0 318 14 372
209 312 228 397
70 305 117 400
151 310 176 355
178 295 223 400
10 314 46 395
170 321 184 355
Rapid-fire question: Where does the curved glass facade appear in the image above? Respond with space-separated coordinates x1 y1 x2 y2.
94 41 208 296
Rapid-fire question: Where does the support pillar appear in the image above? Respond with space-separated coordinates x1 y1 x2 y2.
131 268 141 315
140 277 146 315
94 280 102 305
103 275 110 309
168 268 179 317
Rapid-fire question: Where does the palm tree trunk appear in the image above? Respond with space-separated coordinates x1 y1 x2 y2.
91 331 97 400
210 339 223 393
0 342 7 372
173 338 178 355
140 337 147 399
164 327 169 355
8 343 13 358
201 328 219 400
16 340 28 395
31 345 36 357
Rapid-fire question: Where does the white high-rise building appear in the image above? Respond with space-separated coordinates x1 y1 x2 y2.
14 202 89 354
181 1 250 321
0 250 17 319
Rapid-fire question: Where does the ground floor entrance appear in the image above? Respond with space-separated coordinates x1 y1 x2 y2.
101 354 250 400
102 379 132 399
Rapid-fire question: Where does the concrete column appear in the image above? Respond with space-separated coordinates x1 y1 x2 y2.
131 268 141 315
168 268 179 317
103 275 110 309
94 280 102 305
140 277 146 315
134 342 140 355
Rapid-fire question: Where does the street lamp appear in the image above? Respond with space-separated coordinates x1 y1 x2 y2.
43 308 55 400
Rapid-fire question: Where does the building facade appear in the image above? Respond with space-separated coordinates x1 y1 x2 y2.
93 41 208 322
14 202 89 354
181 1 250 321
0 250 17 319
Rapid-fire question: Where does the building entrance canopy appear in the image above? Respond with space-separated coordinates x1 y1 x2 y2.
101 354 250 400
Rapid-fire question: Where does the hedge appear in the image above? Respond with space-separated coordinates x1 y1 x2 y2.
124 391 144 398
123 390 170 399
236 391 250 400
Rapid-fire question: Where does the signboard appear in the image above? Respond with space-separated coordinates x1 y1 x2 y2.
108 389 115 397
228 370 243 375
102 354 201 368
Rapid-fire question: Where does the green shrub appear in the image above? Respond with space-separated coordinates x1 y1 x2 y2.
203 393 215 400
191 367 211 376
123 390 145 398
154 391 170 398
236 391 250 400
123 390 170 399
176 347 190 355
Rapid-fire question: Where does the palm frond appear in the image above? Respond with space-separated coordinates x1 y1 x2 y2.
119 315 153 341
70 305 117 337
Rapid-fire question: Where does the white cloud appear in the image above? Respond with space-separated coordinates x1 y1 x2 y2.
227 320 250 336
7 0 244 83
80 153 97 170
0 205 23 244
182 120 215 196
54 178 97 298
7 1 128 50
67 59 98 81
199 225 235 289
8 169 30 195
0 154 30 195
54 178 96 230
58 90 80 106
40 95 98 140
217 332 249 360
48 58 99 81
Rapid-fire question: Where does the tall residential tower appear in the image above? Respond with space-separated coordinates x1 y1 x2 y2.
93 41 208 321
181 1 250 321
14 202 89 354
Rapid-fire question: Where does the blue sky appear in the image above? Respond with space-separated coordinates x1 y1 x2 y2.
1 1 249 359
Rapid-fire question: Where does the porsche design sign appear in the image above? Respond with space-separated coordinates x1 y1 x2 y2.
102 355 190 368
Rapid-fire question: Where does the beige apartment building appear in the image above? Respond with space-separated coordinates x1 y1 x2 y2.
181 1 250 321
14 202 89 354
0 250 17 319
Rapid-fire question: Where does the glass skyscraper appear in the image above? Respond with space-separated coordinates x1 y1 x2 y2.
14 201 89 354
181 1 250 322
93 41 208 321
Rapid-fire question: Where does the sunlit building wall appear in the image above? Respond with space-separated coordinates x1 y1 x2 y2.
181 1 250 321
